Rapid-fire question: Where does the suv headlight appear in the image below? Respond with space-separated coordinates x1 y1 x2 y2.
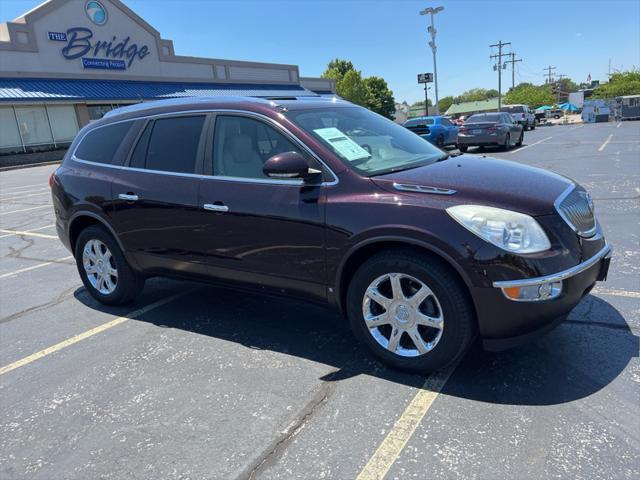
447 205 551 254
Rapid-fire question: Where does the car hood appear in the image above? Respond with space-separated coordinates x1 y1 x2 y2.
370 155 573 216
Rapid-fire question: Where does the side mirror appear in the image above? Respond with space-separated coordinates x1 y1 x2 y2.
263 151 320 181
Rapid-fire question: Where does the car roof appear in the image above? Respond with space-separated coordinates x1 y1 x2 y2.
101 95 351 123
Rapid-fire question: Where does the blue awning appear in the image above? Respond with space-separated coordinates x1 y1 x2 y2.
0 78 318 101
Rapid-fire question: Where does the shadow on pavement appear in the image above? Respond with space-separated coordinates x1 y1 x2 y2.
74 279 638 406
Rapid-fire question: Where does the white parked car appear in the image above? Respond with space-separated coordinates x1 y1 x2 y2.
501 104 536 130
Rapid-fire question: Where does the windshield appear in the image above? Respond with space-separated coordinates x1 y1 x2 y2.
501 106 525 113
466 113 503 123
404 118 435 126
286 106 443 176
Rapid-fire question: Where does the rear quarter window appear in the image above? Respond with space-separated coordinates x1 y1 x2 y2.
74 121 133 164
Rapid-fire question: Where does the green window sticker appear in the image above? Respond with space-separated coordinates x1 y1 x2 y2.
313 127 370 162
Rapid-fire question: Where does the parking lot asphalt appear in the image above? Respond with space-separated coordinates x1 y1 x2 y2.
1 121 639 480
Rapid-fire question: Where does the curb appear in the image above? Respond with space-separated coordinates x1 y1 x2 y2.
0 160 61 172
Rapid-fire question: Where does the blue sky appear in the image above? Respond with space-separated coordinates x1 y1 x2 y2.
2 0 639 103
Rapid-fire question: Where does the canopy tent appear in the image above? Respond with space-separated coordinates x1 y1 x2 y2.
559 102 580 112
535 105 554 111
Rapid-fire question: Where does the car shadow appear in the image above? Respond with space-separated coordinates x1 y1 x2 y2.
74 279 638 406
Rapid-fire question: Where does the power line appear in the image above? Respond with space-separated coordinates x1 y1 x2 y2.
504 53 522 90
490 40 511 110
544 65 556 84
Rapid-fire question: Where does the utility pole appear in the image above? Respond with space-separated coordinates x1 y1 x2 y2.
490 40 511 111
504 53 522 90
555 73 565 104
420 6 444 114
544 65 556 84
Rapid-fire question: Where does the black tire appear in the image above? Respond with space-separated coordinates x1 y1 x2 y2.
530 120 536 130
346 250 476 372
458 145 468 153
74 225 144 305
436 135 445 148
503 133 511 150
516 131 524 147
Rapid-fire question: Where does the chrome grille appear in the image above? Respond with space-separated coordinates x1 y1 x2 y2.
555 185 596 237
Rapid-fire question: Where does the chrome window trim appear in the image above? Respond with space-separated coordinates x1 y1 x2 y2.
554 183 597 238
70 108 339 187
492 244 611 289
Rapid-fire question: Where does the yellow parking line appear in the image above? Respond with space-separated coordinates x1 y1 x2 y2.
1 205 51 215
0 224 55 239
593 287 640 299
0 256 73 279
0 228 57 239
598 134 613 151
0 293 187 376
356 362 457 480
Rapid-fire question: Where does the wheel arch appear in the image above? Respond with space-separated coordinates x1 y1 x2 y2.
68 211 124 254
335 236 474 315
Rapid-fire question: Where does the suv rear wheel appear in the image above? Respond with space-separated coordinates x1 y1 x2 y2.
346 250 475 372
75 225 144 305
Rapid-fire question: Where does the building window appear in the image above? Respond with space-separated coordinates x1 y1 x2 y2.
14 106 54 152
0 104 80 155
0 107 23 155
47 105 79 145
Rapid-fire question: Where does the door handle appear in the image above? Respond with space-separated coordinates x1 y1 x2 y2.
203 203 229 213
118 193 139 201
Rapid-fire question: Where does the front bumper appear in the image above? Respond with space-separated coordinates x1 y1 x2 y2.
472 244 612 351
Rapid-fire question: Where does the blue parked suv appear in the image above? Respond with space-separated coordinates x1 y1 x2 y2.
403 116 459 147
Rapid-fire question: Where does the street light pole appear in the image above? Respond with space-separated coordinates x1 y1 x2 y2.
420 6 444 115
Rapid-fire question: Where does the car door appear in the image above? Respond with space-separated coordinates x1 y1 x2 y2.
441 118 457 144
109 113 209 272
193 113 330 300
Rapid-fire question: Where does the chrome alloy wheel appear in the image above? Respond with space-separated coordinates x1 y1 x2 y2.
82 239 118 295
362 273 444 357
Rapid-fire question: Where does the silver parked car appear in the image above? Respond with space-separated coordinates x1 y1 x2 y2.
457 112 524 152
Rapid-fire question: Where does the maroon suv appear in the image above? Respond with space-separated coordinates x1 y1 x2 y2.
51 97 611 372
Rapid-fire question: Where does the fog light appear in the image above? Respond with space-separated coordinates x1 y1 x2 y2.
501 281 562 302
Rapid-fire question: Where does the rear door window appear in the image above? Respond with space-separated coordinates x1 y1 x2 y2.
75 121 133 164
129 115 206 174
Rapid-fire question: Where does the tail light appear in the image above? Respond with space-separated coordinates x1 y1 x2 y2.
486 126 499 131
459 127 468 133
49 170 56 188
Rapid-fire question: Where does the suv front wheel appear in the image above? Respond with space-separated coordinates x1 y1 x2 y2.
346 250 475 372
75 225 144 305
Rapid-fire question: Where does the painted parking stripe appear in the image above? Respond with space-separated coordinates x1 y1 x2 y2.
0 183 47 192
569 124 584 130
0 224 55 239
0 228 57 239
0 186 49 196
356 362 458 480
598 134 613 151
508 136 553 154
0 205 51 215
0 292 187 376
593 287 640 299
616 122 622 128
1 191 51 202
0 256 73 279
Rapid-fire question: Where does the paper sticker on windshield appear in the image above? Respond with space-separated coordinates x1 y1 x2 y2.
313 127 370 161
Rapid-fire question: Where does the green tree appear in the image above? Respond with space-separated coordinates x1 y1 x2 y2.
438 96 454 113
325 59 355 79
336 69 368 106
592 70 640 98
486 89 499 98
363 76 396 119
504 83 554 108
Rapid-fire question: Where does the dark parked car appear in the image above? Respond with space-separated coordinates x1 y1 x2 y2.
457 112 524 152
51 97 610 372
